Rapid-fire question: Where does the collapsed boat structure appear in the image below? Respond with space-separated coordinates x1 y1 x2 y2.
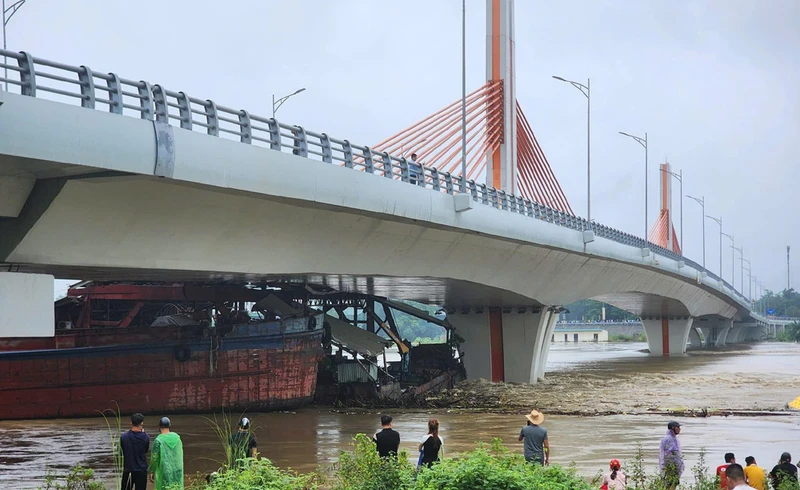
0 281 462 419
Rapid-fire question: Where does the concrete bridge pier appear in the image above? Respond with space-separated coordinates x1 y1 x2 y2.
688 327 703 348
450 306 558 384
641 317 694 356
0 272 54 338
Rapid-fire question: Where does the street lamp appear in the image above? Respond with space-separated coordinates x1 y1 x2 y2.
706 214 723 279
732 245 743 293
553 75 590 223
660 166 683 253
686 195 705 268
2 0 27 91
721 232 734 286
741 257 751 301
272 88 306 118
460 0 467 193
619 131 648 242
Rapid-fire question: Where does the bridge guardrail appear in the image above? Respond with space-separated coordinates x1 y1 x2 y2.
0 49 751 308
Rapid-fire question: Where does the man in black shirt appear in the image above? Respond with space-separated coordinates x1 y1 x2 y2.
120 413 150 490
770 452 798 489
373 415 400 458
229 417 258 468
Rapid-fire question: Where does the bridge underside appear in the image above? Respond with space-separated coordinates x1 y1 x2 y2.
0 173 747 382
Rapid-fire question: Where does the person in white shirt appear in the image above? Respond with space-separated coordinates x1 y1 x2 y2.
417 418 443 468
726 463 757 490
407 153 422 185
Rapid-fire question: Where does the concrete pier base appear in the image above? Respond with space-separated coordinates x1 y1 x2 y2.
0 272 54 337
641 317 694 356
449 307 558 384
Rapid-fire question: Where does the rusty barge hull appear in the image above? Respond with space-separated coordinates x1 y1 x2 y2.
0 321 323 420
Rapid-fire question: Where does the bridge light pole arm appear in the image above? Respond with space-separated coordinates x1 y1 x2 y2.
272 88 306 118
553 75 591 224
620 131 648 243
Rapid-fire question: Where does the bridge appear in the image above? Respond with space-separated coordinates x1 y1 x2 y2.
0 1 781 385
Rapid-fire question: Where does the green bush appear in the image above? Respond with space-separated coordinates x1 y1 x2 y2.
414 439 591 490
331 433 415 490
331 435 590 490
38 466 104 490
187 458 321 490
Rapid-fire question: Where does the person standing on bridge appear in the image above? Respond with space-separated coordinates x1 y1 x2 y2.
149 417 184 490
407 153 422 185
659 421 684 489
518 410 549 465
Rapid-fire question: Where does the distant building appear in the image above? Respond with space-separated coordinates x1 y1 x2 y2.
552 326 608 343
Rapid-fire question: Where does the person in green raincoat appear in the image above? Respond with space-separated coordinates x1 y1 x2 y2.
149 417 184 490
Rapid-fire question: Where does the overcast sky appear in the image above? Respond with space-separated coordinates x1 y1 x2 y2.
13 0 798 297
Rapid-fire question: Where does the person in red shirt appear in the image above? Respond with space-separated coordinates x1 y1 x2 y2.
716 453 736 488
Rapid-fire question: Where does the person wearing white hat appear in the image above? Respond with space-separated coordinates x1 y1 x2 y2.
518 409 549 465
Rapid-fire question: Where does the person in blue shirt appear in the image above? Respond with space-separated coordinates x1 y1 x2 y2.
120 413 150 490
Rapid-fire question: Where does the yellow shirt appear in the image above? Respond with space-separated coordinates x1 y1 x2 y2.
744 464 767 490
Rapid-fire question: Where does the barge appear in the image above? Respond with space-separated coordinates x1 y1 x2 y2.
0 282 324 419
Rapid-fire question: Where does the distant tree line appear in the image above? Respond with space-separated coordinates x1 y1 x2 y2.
755 288 800 317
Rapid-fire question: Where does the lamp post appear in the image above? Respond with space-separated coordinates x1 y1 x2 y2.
687 195 705 268
2 0 26 91
619 131 648 242
660 166 683 253
460 0 466 193
732 245 743 293
706 215 723 279
272 88 306 118
741 257 751 301
553 75 590 223
721 232 734 286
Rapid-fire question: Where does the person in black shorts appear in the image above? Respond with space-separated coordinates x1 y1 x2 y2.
120 413 150 490
228 417 258 468
373 415 400 458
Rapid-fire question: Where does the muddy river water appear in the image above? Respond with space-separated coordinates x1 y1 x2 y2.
2 342 800 488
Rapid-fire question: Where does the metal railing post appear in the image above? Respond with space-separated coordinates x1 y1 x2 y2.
204 99 219 136
106 73 123 115
152 84 168 123
77 65 95 109
138 81 154 120
18 50 34 96
176 92 192 130
321 134 333 164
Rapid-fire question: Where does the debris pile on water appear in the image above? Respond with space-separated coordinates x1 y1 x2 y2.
415 369 800 416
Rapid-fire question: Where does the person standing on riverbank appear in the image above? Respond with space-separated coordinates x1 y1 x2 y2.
743 456 766 490
374 415 400 459
149 417 184 490
518 410 549 465
229 417 258 468
601 458 627 489
120 413 149 490
725 464 756 490
418 418 444 468
717 453 736 488
770 452 798 489
659 421 684 490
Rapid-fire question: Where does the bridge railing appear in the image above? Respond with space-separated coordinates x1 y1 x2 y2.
0 49 751 308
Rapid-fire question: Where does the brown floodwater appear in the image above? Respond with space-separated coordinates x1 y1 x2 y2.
2 342 800 489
